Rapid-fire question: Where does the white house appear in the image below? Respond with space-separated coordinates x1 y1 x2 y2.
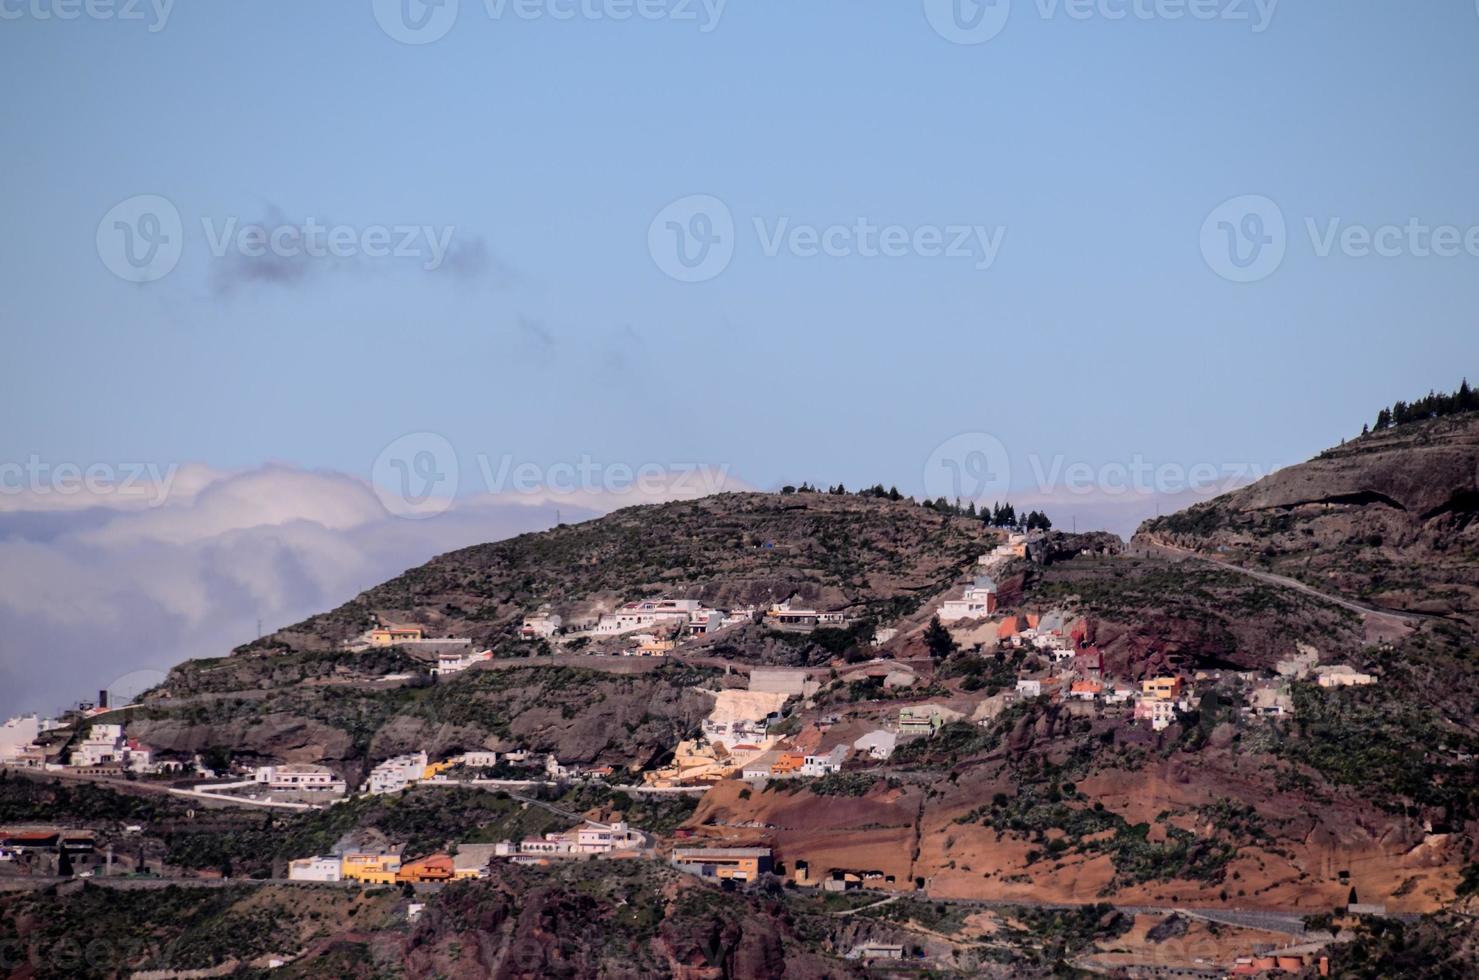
939 576 998 622
595 599 702 635
1016 678 1043 698
366 751 428 794
575 822 639 854
431 649 492 677
1316 665 1376 688
801 744 849 777
1248 686 1293 717
462 751 499 768
853 730 898 760
69 725 152 771
288 856 342 882
520 613 562 639
256 763 346 794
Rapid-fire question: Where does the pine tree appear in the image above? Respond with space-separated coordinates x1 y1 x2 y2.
924 616 956 660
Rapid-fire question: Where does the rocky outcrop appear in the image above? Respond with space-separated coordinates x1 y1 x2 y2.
1134 413 1479 624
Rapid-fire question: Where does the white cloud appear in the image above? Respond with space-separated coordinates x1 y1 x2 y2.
0 462 753 720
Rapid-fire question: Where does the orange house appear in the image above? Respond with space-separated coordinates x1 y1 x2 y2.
996 617 1022 640
396 853 454 883
771 752 805 775
1141 676 1184 701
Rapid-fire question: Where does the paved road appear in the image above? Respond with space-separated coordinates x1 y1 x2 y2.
880 890 1419 933
1138 541 1429 625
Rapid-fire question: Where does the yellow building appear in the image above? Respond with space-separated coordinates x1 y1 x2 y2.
341 852 402 884
672 847 773 881
423 759 456 780
1141 676 1184 700
368 626 423 648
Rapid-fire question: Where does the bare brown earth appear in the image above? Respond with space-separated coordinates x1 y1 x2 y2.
686 758 1464 915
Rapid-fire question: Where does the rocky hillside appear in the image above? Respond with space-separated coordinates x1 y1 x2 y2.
251 491 998 654
1134 412 1479 626
130 493 999 773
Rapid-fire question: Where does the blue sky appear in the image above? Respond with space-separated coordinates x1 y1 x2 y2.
2 1 1478 717
3 0 1478 510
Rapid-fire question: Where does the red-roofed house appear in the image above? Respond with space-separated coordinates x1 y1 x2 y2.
1069 680 1103 700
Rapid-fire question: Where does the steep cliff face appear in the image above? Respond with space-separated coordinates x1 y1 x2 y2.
1134 413 1479 625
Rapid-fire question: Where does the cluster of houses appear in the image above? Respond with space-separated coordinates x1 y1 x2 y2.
930 581 1381 732
494 820 644 862
290 820 647 880
644 672 862 787
288 845 500 884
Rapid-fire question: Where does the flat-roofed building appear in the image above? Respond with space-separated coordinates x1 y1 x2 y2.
341 852 401 884
671 846 773 881
288 855 342 882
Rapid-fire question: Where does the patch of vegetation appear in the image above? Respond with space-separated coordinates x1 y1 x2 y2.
807 773 898 797
0 884 388 979
1282 682 1479 821
0 771 187 824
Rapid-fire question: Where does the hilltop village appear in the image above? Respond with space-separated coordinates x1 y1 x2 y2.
3 529 1376 874
7 449 1466 980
